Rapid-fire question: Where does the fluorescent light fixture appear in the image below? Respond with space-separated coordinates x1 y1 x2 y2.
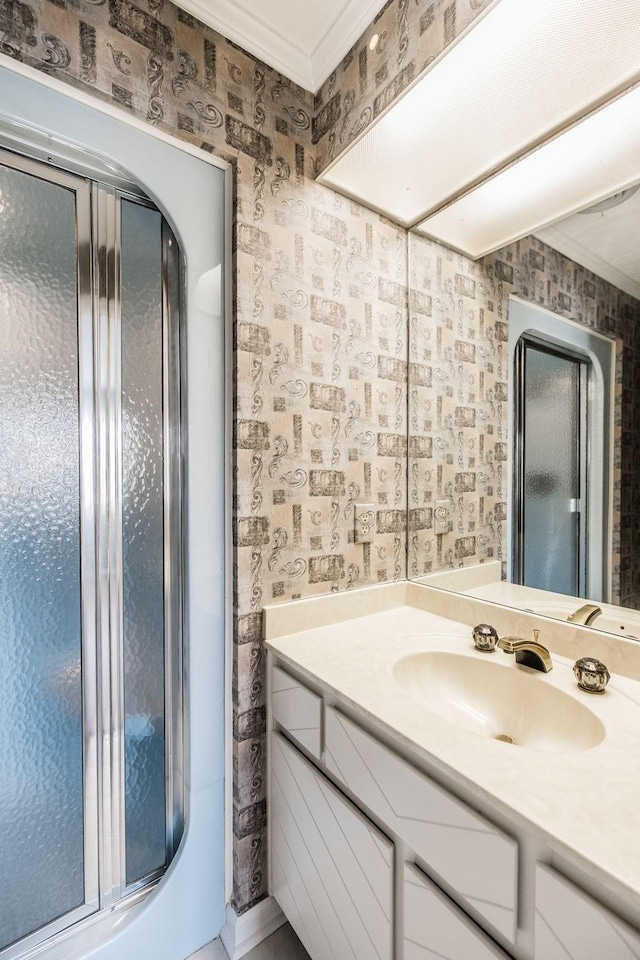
416 85 640 258
319 0 640 231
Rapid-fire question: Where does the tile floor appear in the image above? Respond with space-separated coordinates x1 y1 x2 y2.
189 922 310 960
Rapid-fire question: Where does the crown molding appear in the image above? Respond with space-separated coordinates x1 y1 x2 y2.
535 224 640 302
310 0 390 90
170 0 389 93
172 0 314 90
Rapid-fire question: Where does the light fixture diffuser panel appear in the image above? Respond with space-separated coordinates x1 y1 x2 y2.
415 85 640 260
320 0 640 228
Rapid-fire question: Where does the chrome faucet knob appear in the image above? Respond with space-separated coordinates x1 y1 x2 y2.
472 623 498 652
573 656 610 694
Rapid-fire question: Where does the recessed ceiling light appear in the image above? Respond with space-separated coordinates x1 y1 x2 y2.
369 34 379 52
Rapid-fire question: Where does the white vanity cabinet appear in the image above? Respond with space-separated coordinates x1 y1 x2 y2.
271 665 322 758
404 862 510 960
535 864 640 960
268 655 640 960
325 705 518 942
271 732 394 960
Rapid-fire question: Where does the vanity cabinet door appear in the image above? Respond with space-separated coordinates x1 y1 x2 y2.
325 706 518 943
535 864 640 960
271 663 322 758
404 862 511 960
271 733 394 960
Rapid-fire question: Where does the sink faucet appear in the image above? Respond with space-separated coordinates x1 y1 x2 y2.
497 631 553 672
567 603 602 626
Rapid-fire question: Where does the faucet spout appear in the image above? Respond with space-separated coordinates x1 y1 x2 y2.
567 603 602 626
497 636 553 672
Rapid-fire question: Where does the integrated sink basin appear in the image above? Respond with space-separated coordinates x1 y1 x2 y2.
393 651 605 753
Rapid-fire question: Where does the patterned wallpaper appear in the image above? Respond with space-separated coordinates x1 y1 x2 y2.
0 0 316 155
408 231 640 609
233 186 408 910
313 0 492 174
408 234 507 577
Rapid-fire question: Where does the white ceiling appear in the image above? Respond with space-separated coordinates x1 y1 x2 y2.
173 0 389 92
536 188 640 302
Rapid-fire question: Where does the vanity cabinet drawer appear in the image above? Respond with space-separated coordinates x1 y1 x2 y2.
405 861 511 960
535 864 640 960
271 732 394 960
271 663 322 758
325 706 518 943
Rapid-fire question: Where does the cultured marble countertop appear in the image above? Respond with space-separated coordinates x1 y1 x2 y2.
264 587 640 912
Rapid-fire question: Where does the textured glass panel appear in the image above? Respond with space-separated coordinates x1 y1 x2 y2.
121 200 166 884
0 163 84 947
523 346 580 595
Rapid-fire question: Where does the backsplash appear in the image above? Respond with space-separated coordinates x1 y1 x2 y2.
409 231 640 608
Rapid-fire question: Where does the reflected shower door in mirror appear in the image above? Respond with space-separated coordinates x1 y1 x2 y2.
514 338 589 599
508 300 613 607
407 208 640 637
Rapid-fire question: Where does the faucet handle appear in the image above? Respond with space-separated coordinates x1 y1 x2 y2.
573 656 610 694
472 623 498 652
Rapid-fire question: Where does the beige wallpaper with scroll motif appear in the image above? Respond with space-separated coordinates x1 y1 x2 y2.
233 183 408 909
408 235 506 577
409 231 640 609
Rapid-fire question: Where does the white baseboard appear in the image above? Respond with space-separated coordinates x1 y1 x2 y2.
219 897 286 959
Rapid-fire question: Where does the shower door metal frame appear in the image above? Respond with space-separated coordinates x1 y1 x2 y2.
161 217 185 876
0 146 185 958
513 333 590 596
0 148 100 960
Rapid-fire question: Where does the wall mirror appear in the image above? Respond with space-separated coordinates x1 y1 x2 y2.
407 185 640 641
313 0 640 642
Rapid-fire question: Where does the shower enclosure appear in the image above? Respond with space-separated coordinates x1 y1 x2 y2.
0 61 227 960
0 147 183 955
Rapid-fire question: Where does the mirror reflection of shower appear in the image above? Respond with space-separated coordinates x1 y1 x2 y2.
508 298 614 606
514 337 588 596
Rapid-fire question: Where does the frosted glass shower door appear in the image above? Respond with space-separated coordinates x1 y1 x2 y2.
515 338 588 596
0 156 98 951
0 145 183 959
121 199 167 886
